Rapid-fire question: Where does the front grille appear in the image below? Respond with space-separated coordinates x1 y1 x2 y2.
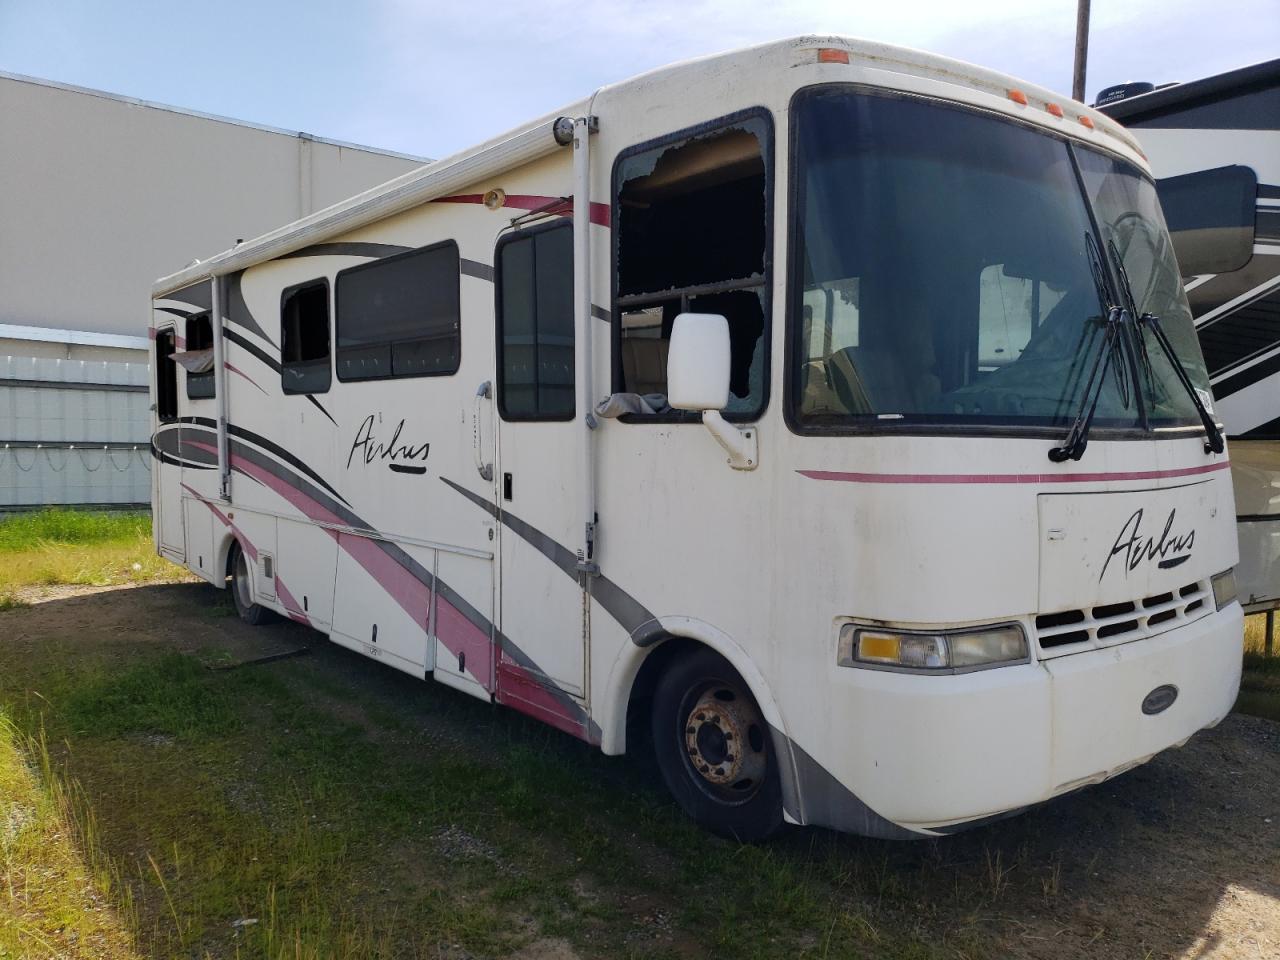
1034 579 1211 657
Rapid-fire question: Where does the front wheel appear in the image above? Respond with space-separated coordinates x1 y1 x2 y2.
228 542 276 626
651 647 783 841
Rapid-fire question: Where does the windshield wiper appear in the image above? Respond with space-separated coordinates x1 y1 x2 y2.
1048 234 1130 463
1107 239 1225 455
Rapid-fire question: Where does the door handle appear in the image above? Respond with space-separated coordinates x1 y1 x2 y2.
473 380 493 482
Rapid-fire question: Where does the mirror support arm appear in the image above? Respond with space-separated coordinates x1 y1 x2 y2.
701 411 758 471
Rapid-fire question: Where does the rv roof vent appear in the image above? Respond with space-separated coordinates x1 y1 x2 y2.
1094 81 1155 107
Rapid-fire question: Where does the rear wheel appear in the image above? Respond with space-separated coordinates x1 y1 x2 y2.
228 542 275 626
651 647 783 841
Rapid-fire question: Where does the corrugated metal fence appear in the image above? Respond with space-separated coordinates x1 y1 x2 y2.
0 356 150 507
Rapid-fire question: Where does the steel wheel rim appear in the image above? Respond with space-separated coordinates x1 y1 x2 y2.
677 678 768 805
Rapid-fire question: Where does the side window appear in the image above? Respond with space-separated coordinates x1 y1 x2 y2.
155 329 178 422
184 313 215 400
281 279 332 395
613 111 772 418
497 223 575 420
335 242 460 382
977 265 1067 369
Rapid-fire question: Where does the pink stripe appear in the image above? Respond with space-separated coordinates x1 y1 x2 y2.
797 461 1231 485
182 482 258 561
434 193 610 227
225 362 267 395
275 577 312 627
188 438 491 688
148 327 157 340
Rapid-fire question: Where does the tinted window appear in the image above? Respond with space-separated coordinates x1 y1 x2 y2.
497 224 575 420
790 88 1132 429
335 243 461 382
1156 165 1257 275
281 280 331 395
185 313 215 400
156 329 177 421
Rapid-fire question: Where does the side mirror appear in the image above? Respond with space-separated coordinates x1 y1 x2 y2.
1156 165 1257 276
666 312 758 471
667 312 731 412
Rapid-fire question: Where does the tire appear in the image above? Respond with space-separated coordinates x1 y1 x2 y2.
228 542 276 626
651 647 783 841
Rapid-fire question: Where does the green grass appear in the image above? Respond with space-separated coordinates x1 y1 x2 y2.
0 636 977 960
0 509 152 552
63 653 243 740
1238 612 1280 721
0 509 184 595
0 713 141 960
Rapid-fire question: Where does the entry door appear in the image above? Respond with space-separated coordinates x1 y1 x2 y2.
494 222 587 697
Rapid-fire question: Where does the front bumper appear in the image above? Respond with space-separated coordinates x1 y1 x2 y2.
808 604 1243 834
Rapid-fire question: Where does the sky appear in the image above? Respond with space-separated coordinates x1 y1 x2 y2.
1 0 1276 160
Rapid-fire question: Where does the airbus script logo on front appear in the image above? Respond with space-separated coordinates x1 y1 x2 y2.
1099 508 1195 581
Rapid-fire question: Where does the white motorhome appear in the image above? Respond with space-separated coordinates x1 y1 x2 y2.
150 36 1244 841
1099 60 1280 625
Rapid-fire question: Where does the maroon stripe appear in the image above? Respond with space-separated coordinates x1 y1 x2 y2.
797 461 1231 485
225 361 267 395
188 439 490 689
434 192 610 227
496 660 592 740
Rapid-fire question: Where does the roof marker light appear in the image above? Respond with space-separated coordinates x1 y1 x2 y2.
1007 89 1028 105
1046 103 1064 118
1079 115 1095 129
817 48 850 64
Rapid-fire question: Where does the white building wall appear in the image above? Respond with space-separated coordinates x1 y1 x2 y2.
0 72 426 506
0 355 151 506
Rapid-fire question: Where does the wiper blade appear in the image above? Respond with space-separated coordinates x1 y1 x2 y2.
1106 239 1225 455
1136 312 1226 454
1048 305 1128 462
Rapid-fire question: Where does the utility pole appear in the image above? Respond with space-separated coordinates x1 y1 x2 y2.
1073 0 1092 103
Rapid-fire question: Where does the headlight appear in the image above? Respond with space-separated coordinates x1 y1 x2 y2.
837 623 1028 673
1211 568 1237 610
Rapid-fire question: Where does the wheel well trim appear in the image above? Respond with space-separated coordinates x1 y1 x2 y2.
217 530 243 585
599 615 803 822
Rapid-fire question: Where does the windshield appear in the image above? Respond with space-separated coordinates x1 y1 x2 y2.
1075 147 1211 425
789 87 1206 433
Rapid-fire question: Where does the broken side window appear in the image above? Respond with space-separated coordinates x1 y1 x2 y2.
185 313 215 400
612 110 772 418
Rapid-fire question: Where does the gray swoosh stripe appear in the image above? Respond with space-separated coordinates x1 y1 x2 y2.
163 281 212 312
281 242 412 260
439 477 656 637
226 272 277 348
155 306 198 319
460 259 494 282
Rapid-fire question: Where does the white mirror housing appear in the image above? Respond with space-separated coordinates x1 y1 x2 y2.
665 312 758 470
667 312 731 411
